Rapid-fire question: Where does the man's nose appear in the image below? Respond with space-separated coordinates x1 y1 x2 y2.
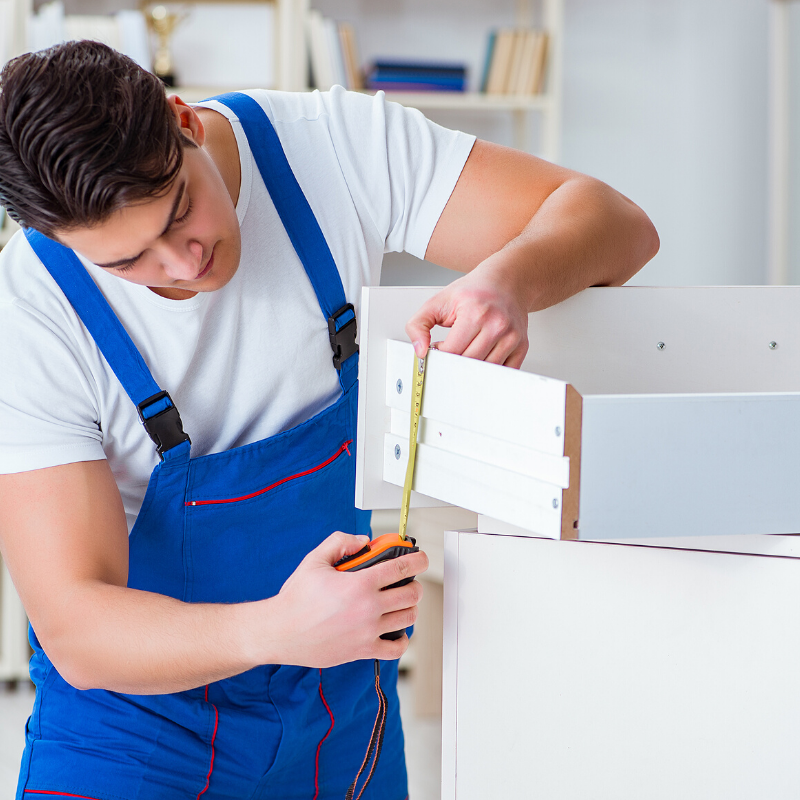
162 240 204 280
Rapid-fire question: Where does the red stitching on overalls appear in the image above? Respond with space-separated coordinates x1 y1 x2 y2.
185 441 354 507
25 792 103 799
313 669 335 800
196 684 219 799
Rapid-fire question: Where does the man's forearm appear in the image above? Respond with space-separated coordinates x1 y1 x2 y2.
47 582 268 694
479 176 660 314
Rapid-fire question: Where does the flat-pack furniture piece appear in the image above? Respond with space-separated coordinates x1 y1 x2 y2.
357 286 800 539
355 286 800 799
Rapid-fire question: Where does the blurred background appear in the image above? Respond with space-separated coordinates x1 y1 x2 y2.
0 1 799 797
2 0 800 289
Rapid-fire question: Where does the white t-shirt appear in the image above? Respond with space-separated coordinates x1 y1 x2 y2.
0 87 475 530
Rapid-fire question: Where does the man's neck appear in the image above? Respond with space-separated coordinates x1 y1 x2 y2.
196 106 241 207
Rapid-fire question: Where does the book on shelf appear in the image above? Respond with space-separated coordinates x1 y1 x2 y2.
307 11 363 91
479 31 496 93
483 28 549 96
339 23 363 91
365 61 467 93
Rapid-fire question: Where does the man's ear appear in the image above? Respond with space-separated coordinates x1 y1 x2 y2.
167 95 205 147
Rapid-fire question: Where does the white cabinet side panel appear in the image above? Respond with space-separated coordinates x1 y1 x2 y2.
454 532 800 800
580 393 800 539
523 287 800 395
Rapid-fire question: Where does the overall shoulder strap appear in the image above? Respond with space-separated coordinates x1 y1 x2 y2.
208 92 358 392
24 228 191 460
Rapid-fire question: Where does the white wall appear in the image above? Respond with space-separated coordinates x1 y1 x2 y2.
563 0 769 287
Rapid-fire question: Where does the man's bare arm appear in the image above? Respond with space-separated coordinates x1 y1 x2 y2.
0 460 427 694
408 139 660 366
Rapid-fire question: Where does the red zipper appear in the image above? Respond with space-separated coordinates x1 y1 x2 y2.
185 440 353 507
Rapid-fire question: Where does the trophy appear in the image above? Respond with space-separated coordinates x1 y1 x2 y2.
142 3 189 87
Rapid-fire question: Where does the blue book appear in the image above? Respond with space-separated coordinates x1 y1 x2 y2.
370 60 467 78
480 31 497 93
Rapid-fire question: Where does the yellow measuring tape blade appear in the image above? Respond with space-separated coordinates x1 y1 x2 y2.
398 352 427 541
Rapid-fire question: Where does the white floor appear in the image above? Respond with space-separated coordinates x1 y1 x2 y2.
0 674 441 799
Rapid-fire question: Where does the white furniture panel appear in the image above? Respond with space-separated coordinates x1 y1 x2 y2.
386 340 567 458
580 392 800 539
357 286 800 540
522 286 800 396
443 529 800 800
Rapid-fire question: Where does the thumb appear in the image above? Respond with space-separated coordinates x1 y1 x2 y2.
405 302 439 358
312 531 370 566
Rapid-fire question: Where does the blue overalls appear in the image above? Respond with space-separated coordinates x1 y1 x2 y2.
16 93 408 800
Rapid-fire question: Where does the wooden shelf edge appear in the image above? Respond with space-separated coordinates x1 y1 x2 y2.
367 90 552 111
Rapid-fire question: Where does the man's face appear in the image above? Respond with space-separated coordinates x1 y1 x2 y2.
57 142 241 300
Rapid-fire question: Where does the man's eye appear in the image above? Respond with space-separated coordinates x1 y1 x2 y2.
174 199 193 225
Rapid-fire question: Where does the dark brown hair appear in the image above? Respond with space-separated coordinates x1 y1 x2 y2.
0 41 188 237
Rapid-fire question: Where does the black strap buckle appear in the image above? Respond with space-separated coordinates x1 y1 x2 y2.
136 390 191 458
328 303 359 370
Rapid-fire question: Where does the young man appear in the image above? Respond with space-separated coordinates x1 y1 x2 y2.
0 41 658 800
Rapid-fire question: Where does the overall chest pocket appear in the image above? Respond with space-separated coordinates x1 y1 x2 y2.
183 440 357 604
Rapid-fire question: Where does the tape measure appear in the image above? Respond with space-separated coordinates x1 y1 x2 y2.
398 352 427 540
333 347 429 800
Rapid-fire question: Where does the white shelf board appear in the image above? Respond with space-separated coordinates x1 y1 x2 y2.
367 91 552 112
172 86 552 112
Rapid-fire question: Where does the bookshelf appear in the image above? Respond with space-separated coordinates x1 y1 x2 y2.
150 0 562 159
5 0 562 158
291 0 564 160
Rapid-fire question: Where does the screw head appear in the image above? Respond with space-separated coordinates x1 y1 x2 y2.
396 379 403 394
769 341 778 350
657 341 665 350
552 498 559 509
555 426 562 437
394 444 401 460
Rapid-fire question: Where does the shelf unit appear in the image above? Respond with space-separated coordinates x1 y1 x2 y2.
258 0 563 158
6 0 562 157
313 0 562 158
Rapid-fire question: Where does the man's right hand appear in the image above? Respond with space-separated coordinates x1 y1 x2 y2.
266 531 428 669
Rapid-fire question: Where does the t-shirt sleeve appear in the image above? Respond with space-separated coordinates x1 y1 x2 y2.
0 296 105 474
319 87 476 259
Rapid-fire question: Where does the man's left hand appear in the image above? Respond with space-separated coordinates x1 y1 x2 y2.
405 263 529 369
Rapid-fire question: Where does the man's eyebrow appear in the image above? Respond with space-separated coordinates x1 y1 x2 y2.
95 181 187 269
